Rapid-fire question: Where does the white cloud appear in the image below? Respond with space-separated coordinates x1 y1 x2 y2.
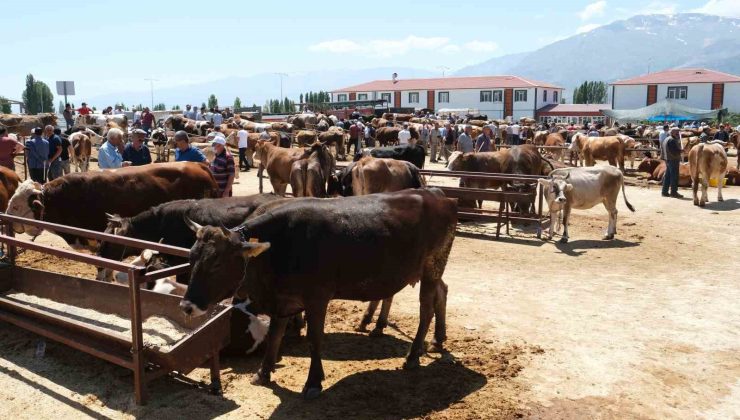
463 40 499 53
639 1 677 15
308 39 360 53
576 23 602 33
692 0 740 17
441 44 461 54
578 1 607 20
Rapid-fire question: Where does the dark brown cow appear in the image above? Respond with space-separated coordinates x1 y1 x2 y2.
318 127 345 159
6 162 218 250
0 166 20 211
543 133 566 161
179 188 457 399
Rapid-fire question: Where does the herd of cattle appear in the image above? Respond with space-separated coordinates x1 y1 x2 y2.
0 109 737 399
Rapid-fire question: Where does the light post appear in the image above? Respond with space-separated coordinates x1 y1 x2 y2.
144 78 158 109
437 66 450 77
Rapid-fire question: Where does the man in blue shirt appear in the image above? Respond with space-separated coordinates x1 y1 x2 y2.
45 125 64 180
122 129 152 166
26 127 49 183
98 128 129 169
174 131 207 163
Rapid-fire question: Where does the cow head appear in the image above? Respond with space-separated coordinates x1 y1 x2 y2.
6 180 45 236
538 174 572 210
179 219 270 317
446 151 464 171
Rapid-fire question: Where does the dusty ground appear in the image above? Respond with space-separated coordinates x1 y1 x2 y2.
0 150 739 419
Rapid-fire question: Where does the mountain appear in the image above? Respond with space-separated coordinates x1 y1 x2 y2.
86 67 437 109
456 13 740 96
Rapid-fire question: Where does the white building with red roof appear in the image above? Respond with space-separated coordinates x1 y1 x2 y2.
610 68 740 112
330 75 564 121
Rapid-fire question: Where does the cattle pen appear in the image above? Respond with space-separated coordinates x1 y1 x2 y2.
0 214 231 405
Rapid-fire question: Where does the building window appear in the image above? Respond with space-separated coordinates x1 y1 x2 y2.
408 92 419 103
438 91 450 103
337 94 347 102
667 86 687 100
480 90 492 102
514 90 527 102
358 93 368 100
493 90 503 102
381 93 391 104
554 91 559 103
543 90 548 102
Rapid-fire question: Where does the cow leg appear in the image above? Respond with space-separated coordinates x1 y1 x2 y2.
548 211 556 239
560 204 571 243
370 297 394 337
251 315 289 386
430 281 448 352
404 280 436 370
700 175 709 206
603 200 617 240
303 303 327 400
717 171 725 202
357 300 380 332
692 174 700 206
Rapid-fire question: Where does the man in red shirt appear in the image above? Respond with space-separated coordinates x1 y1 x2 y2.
77 102 93 115
0 127 23 170
348 121 361 156
140 107 155 133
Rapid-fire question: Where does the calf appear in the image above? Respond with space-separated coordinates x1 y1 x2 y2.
255 140 308 195
637 158 692 186
539 166 635 243
69 132 92 172
289 142 334 197
689 141 728 207
150 128 173 162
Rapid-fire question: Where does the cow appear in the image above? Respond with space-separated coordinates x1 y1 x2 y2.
637 158 692 186
533 130 549 146
6 162 218 250
543 133 566 161
571 133 633 171
98 193 281 281
255 140 308 195
178 188 457 399
287 114 318 130
355 144 425 170
111 249 188 295
289 142 335 197
318 127 345 159
295 130 318 146
689 141 728 207
69 131 92 172
0 113 58 137
150 128 173 162
0 166 20 211
539 166 635 243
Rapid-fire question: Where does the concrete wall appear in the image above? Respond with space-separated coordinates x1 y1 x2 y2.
613 85 648 109
724 83 740 112
613 82 740 112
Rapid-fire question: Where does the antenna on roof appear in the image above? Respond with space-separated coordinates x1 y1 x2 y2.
392 72 398 84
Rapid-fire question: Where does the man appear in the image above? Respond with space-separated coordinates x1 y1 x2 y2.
259 129 271 142
510 121 521 145
223 107 234 119
475 125 492 152
77 102 93 116
658 124 670 159
184 104 194 120
441 122 456 162
133 108 142 125
45 125 64 180
98 128 129 169
174 131 207 163
211 108 223 126
429 123 442 162
662 127 683 198
56 128 72 176
489 123 500 144
209 137 235 197
398 123 412 146
348 121 361 155
457 125 474 153
0 127 22 170
420 123 430 152
588 126 600 137
25 128 49 183
699 126 711 143
62 104 75 128
122 129 152 166
364 123 375 148
113 105 124 115
713 124 730 142
237 127 250 171
140 107 155 133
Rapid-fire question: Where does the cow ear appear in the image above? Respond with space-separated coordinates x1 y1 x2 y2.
537 178 550 187
106 213 123 227
565 184 574 192
31 199 44 213
241 241 270 258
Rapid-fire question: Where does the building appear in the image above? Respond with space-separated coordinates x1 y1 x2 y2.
536 104 611 125
330 76 564 121
610 68 740 112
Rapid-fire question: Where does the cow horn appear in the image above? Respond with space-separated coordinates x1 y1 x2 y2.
184 217 203 233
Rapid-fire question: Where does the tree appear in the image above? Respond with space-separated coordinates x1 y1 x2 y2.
208 94 218 109
572 81 608 104
299 93 303 105
263 100 270 113
58 100 64 113
233 97 242 109
153 103 166 111
173 105 181 110
22 74 54 114
0 97 11 114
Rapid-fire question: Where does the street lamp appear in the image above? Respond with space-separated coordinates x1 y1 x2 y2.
144 78 159 109
274 73 288 100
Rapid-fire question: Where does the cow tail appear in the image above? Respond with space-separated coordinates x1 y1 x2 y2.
620 174 635 212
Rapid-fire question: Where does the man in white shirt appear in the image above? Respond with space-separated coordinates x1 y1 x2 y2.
397 123 412 146
510 122 521 145
237 128 250 171
184 104 194 120
211 110 223 126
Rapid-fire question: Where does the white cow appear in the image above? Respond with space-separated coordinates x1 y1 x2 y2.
539 166 635 243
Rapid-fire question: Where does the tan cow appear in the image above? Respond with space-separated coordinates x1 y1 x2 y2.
533 130 549 145
571 133 633 171
544 133 566 161
255 140 308 195
689 141 728 207
69 132 92 172
289 142 335 197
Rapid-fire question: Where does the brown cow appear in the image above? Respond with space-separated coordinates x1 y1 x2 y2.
318 127 346 159
533 130 549 145
69 132 92 172
689 142 728 207
295 130 318 146
637 158 692 186
0 166 20 211
289 143 334 197
0 113 58 136
571 133 633 171
6 162 218 250
544 133 566 161
255 140 308 195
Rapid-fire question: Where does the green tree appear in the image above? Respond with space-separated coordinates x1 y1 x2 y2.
208 94 218 109
153 103 166 111
263 100 270 113
573 81 608 104
0 97 11 114
172 105 181 110
233 97 242 109
22 74 54 114
299 93 303 104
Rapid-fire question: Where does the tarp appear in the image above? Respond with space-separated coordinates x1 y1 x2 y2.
601 99 723 123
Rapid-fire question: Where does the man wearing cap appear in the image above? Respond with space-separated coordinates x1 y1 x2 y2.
77 102 93 116
475 126 492 152
210 137 235 197
25 128 49 183
63 103 75 128
429 123 442 162
662 127 683 198
457 125 474 153
56 128 73 176
398 123 412 146
45 125 64 180
98 128 129 169
174 131 207 163
140 107 155 134
122 129 152 166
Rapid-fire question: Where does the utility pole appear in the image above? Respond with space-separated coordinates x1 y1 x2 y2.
144 78 158 109
437 66 450 77
274 73 288 101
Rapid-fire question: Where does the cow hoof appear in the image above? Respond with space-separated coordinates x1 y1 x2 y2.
718 197 724 202
355 324 369 333
559 237 569 244
603 234 614 240
693 201 699 206
403 358 421 370
428 341 445 353
699 202 706 207
302 386 322 400
250 372 270 386
369 328 385 338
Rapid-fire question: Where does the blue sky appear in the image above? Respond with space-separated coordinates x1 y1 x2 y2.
1 0 737 106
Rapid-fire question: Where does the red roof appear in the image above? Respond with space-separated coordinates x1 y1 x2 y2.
537 104 610 116
332 76 562 93
611 68 740 85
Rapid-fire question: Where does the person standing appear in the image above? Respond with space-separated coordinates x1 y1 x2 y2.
588 126 600 137
113 105 124 115
140 107 155 133
237 128 250 171
211 109 224 127
429 123 442 162
77 102 93 116
25 128 49 183
489 123 500 145
173 131 207 163
98 128 129 169
510 121 521 145
475 126 493 152
658 124 670 159
56 128 72 176
364 123 375 148
122 129 152 166
662 128 683 198
348 121 361 155
441 122 456 162
0 127 22 171
63 104 75 128
420 123 430 153
397 123 412 146
184 104 194 120
457 125 474 153
209 137 235 197
45 125 64 180
713 124 730 142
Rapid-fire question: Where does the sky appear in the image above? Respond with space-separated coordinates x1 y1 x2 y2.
1 0 738 108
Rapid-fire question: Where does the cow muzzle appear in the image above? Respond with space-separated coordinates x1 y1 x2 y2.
179 300 206 317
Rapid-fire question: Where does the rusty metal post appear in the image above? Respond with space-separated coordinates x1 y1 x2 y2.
5 222 16 265
210 351 222 395
537 185 544 239
128 267 147 405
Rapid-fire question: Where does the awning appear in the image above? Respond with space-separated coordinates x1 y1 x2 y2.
601 99 723 123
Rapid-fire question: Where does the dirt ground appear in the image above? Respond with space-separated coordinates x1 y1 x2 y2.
1 150 739 419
